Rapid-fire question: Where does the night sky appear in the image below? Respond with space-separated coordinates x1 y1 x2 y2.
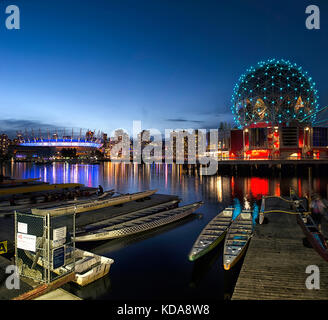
0 0 327 137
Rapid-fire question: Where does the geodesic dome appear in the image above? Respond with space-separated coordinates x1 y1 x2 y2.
231 59 319 128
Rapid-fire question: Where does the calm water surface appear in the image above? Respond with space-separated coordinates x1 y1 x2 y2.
2 162 327 300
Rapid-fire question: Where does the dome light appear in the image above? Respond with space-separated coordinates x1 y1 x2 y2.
231 58 319 127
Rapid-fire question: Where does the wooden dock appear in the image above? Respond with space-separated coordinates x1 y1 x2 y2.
33 288 82 300
232 212 328 299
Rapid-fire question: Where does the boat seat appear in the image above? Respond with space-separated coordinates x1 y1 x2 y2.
226 238 248 242
202 234 221 238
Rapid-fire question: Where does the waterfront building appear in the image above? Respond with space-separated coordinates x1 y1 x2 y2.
166 130 197 163
110 129 131 161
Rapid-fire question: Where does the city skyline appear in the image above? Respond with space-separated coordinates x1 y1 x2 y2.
0 0 327 136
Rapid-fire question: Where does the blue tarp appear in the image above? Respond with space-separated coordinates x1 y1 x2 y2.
252 203 259 226
232 198 241 221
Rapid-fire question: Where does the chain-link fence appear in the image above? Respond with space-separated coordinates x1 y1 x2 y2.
14 211 75 284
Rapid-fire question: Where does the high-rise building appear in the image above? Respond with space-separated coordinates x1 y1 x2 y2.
0 134 11 156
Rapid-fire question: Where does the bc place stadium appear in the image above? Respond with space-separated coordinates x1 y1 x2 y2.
8 130 104 160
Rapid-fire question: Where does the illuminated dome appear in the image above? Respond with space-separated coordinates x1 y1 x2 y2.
231 59 319 128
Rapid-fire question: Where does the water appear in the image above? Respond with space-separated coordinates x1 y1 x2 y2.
2 162 327 300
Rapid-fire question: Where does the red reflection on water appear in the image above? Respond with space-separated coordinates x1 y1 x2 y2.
298 178 302 198
231 176 235 197
249 177 269 198
275 182 280 196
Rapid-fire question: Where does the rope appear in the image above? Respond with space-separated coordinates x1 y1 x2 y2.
262 195 294 203
262 210 311 215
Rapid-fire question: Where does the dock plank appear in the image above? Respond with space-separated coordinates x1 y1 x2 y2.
33 288 82 300
232 212 328 300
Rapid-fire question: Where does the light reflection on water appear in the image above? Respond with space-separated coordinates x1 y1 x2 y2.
2 162 328 300
4 162 324 204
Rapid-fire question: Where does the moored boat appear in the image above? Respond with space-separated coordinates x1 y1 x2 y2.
0 187 102 214
188 198 241 261
223 204 258 270
74 201 203 242
75 199 180 235
0 183 84 196
296 211 328 262
289 188 328 261
0 178 44 188
31 189 158 216
60 248 114 286
24 247 114 286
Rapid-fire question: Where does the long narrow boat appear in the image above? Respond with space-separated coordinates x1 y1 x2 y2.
0 181 47 189
0 185 98 204
75 199 180 234
0 177 41 185
0 183 84 196
74 201 203 242
0 178 44 189
296 211 328 262
223 205 258 270
188 207 234 261
188 199 241 261
289 188 328 261
31 189 158 216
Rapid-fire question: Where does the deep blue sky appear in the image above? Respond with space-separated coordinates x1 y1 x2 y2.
0 0 327 137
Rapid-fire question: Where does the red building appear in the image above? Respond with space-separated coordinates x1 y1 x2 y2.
229 123 327 160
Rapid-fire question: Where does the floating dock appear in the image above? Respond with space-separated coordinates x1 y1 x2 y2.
33 288 82 300
232 212 328 300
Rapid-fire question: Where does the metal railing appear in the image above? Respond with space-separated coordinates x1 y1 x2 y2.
15 211 75 284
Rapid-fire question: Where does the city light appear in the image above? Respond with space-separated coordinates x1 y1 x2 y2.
20 139 102 148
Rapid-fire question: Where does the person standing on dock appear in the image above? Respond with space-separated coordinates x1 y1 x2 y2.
310 195 328 239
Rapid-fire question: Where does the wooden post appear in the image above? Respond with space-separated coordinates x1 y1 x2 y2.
308 166 312 208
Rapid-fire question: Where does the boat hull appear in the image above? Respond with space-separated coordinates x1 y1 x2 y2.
223 211 253 271
188 208 234 261
74 256 113 286
32 189 158 216
223 240 250 270
296 214 328 262
0 183 83 196
75 202 203 242
23 247 114 286
189 231 227 261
